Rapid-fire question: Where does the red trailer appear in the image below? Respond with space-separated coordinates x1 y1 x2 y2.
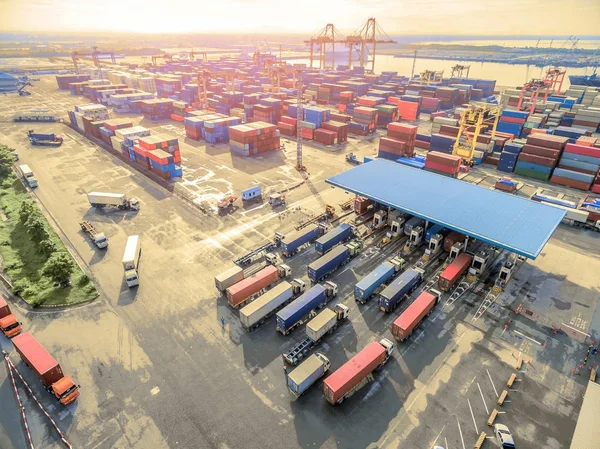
323 339 394 404
0 295 22 338
392 290 440 341
438 253 473 291
226 265 280 308
12 333 80 405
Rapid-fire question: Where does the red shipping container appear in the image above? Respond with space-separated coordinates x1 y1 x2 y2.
427 152 462 167
392 291 438 341
592 184 600 194
133 145 148 157
439 125 460 137
323 341 387 404
500 116 526 125
281 116 297 126
148 149 172 165
444 231 466 252
330 113 351 123
563 143 600 158
576 136 597 147
173 151 181 164
424 160 459 175
521 144 561 159
518 153 556 167
387 122 417 135
301 128 314 140
12 333 64 388
134 158 150 170
314 128 337 145
550 175 591 191
526 134 569 150
438 253 472 291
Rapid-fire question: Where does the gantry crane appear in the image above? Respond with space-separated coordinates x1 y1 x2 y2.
451 64 471 78
71 46 116 73
345 18 396 73
196 70 236 110
151 54 173 66
304 24 346 70
544 67 566 94
452 103 501 163
419 69 444 85
516 78 551 116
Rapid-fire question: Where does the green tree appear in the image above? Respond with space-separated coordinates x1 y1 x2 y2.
42 252 74 284
25 213 49 242
0 144 14 179
39 238 57 258
19 200 36 224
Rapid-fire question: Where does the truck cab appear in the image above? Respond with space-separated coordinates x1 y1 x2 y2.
265 252 278 265
127 197 141 211
468 249 490 277
446 241 464 265
334 303 349 320
291 279 307 295
324 281 338 298
278 264 292 278
346 239 364 256
51 375 80 405
0 314 22 338
123 235 141 288
373 210 387 229
379 338 395 360
424 233 444 260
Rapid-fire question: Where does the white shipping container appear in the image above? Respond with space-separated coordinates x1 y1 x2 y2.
306 308 337 342
239 282 293 329
110 135 124 151
115 126 151 140
215 265 244 291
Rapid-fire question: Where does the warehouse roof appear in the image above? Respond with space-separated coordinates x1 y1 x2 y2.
569 381 600 449
326 159 565 259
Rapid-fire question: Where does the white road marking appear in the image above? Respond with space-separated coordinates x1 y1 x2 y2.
486 369 499 397
432 424 446 447
445 437 449 449
477 383 489 414
457 416 466 449
514 330 542 345
468 399 479 434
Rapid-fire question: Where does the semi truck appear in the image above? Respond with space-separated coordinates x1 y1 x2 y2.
391 289 441 342
14 111 57 122
308 240 363 283
404 216 425 236
27 130 63 146
280 225 320 257
214 265 245 292
239 279 306 331
122 235 141 287
379 268 424 313
87 192 140 211
438 253 473 291
541 201 600 232
12 332 80 405
283 303 349 366
226 264 291 308
425 224 448 242
287 353 331 398
80 221 108 249
323 338 395 405
0 295 22 338
18 164 38 188
276 282 338 335
315 223 354 255
354 256 406 304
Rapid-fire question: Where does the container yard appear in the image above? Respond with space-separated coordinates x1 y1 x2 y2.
1 14 600 449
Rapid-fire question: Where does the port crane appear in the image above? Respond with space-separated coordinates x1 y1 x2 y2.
452 103 501 163
419 69 444 85
304 24 346 70
544 67 566 94
451 64 471 78
151 54 173 66
17 82 32 96
196 70 236 109
71 46 116 73
345 18 396 73
516 78 551 116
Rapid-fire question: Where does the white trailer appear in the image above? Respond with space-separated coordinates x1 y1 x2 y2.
541 201 600 232
122 235 141 287
87 192 140 211
18 164 38 188
214 265 244 292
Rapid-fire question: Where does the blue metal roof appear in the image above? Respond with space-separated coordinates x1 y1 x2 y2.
326 159 565 259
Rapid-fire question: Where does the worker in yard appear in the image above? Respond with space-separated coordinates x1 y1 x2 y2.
221 317 225 330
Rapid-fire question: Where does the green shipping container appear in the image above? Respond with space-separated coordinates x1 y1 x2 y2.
514 167 551 181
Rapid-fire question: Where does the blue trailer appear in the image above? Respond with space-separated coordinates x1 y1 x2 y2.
241 186 262 201
425 224 448 242
27 130 63 147
315 223 353 255
276 282 338 335
308 240 363 283
379 268 424 313
354 256 406 304
281 225 320 257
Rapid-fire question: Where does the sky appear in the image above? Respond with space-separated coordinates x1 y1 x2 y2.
1 0 599 35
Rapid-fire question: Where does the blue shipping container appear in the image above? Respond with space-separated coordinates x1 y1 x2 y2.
354 261 395 303
426 224 448 242
281 225 320 257
315 223 353 255
308 245 349 282
242 186 262 201
379 269 422 312
276 284 327 334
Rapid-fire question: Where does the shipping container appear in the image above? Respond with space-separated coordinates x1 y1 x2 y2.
425 224 448 242
308 246 349 283
438 253 472 291
404 217 425 236
0 295 10 318
354 261 396 303
323 340 392 404
306 308 339 343
443 231 466 253
379 269 423 312
287 353 330 397
281 225 320 257
215 265 244 292
226 265 279 308
276 284 329 334
315 223 353 255
392 290 439 341
239 281 302 330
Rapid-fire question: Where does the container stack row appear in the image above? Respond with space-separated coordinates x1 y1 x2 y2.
229 122 281 156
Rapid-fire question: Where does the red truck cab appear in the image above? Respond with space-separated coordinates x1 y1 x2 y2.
0 295 22 338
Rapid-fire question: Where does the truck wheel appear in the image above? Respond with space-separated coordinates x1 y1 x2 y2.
338 397 344 404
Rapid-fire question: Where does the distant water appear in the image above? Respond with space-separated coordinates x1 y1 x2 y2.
417 39 600 50
294 54 597 88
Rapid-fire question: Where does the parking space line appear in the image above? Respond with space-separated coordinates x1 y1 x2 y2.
477 383 489 414
445 437 449 449
486 369 499 397
467 399 479 434
432 424 446 447
457 416 466 449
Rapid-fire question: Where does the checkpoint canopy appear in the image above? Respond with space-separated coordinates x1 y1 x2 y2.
326 158 565 259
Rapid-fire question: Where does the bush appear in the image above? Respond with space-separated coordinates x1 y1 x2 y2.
0 144 15 180
39 238 57 258
19 201 36 224
42 252 74 284
77 274 90 286
12 279 29 296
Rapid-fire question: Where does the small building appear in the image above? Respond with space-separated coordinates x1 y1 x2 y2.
0 72 18 92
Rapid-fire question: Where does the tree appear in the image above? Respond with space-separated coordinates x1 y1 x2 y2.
42 252 74 284
39 238 57 258
19 200 36 224
25 213 49 242
0 144 14 179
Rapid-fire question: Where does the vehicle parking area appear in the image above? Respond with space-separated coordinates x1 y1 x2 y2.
0 78 596 449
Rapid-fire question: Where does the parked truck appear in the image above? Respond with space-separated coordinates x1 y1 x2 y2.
226 264 291 308
239 279 306 331
438 253 472 291
19 164 38 188
281 225 321 257
391 289 441 342
287 353 331 398
214 265 245 292
283 303 349 366
315 223 354 255
12 332 80 405
14 111 57 122
404 216 425 236
276 282 338 335
323 338 395 405
379 268 424 313
0 295 22 338
87 192 140 211
354 256 406 304
541 201 600 232
122 235 141 287
425 224 448 242
27 130 63 146
80 221 108 249
308 240 363 283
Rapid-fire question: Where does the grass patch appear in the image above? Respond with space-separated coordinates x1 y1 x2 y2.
0 176 97 306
